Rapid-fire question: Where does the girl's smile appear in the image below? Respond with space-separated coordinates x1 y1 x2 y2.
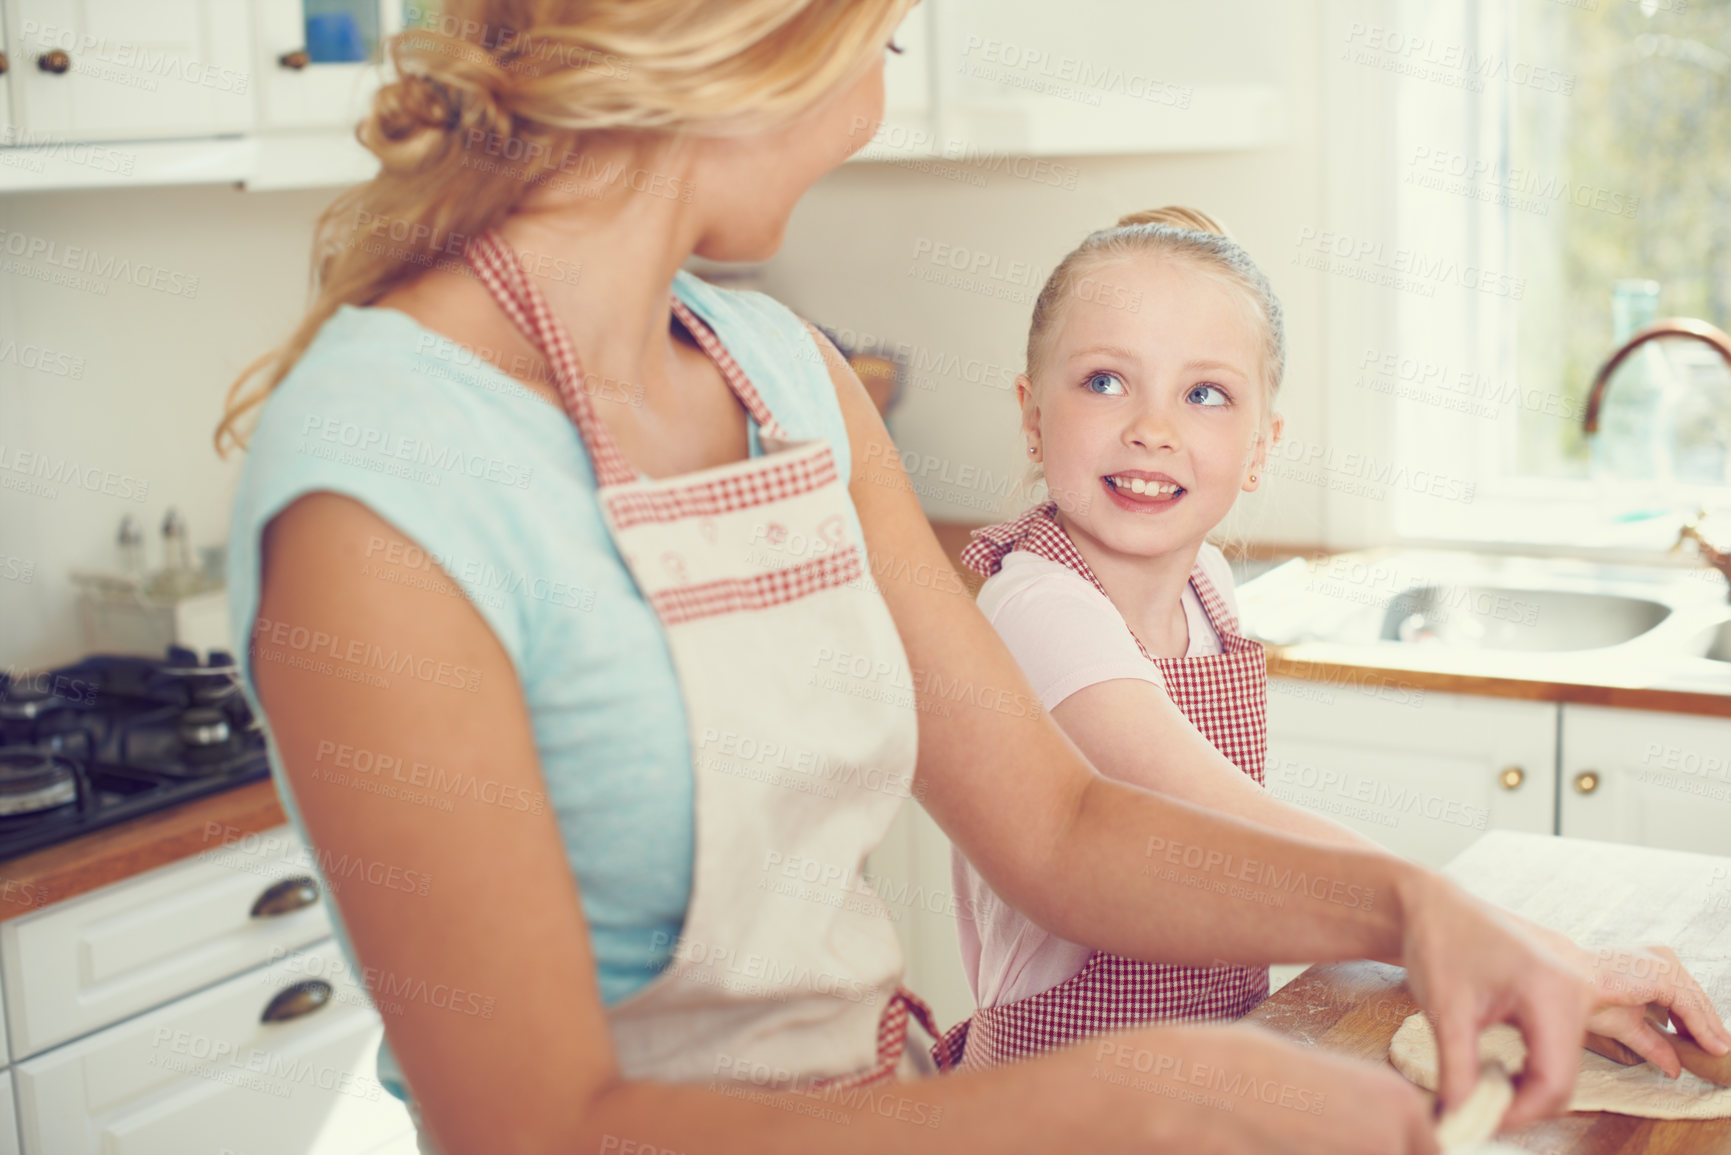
1021 256 1275 565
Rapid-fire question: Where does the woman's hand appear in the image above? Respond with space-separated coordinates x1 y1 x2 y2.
1019 1022 1439 1155
1395 871 1592 1129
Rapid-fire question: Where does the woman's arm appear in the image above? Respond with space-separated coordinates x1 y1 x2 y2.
808 325 1592 1124
253 492 1441 1155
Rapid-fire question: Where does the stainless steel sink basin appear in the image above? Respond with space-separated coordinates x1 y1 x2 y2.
1379 586 1672 652
1696 620 1731 661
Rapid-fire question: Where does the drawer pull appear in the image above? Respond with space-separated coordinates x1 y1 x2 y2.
278 49 311 70
37 49 70 74
1574 770 1601 795
262 980 332 1023
1498 766 1525 791
251 876 320 918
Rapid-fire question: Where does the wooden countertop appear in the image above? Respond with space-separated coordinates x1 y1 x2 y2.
1264 651 1731 718
1246 832 1731 1153
0 780 286 923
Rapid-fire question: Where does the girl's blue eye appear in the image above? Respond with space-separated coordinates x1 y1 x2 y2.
1187 383 1229 407
1086 372 1126 395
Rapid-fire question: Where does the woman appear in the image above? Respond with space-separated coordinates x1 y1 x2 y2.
218 3 1727 1152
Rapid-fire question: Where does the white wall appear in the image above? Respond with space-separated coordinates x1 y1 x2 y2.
2 185 332 669
0 1 1330 671
761 0 1329 548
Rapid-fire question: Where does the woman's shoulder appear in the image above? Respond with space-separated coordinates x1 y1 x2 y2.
227 306 600 679
671 271 849 475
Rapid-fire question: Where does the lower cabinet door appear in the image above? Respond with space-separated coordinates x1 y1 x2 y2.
14 940 414 1155
1560 705 1731 856
0 1073 19 1155
1266 681 1559 870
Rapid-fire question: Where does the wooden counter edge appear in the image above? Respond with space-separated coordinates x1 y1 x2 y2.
0 780 286 923
1266 651 1731 718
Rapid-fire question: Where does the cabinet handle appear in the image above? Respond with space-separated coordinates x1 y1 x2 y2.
37 50 71 74
1498 765 1525 791
1574 770 1601 795
278 49 311 70
250 876 320 918
261 979 333 1023
0 51 9 75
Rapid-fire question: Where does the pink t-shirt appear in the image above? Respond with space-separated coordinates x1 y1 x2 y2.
953 543 1239 1009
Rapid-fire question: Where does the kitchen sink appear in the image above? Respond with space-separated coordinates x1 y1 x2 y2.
1238 550 1731 676
1377 586 1672 652
1695 619 1731 662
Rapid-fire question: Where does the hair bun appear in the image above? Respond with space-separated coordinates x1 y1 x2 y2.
1115 206 1231 238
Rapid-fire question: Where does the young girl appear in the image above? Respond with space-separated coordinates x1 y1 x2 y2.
936 207 1386 1069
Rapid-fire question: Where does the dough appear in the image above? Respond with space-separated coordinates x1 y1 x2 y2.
1390 1013 1731 1120
1435 1063 1513 1149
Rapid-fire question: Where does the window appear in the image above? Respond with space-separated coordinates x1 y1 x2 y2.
1335 0 1731 545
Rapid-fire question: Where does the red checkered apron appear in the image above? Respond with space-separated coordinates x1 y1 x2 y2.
931 501 1269 1071
464 230 936 1092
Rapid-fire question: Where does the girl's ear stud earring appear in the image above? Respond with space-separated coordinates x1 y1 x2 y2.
1028 445 1038 455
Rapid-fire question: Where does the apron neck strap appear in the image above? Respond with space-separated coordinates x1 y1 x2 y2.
463 228 790 488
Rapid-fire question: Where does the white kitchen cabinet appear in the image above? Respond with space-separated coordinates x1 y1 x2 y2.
1265 680 1559 870
14 939 413 1155
4 0 253 143
1560 705 1731 857
2 824 331 1058
252 0 399 131
916 0 1285 157
0 1076 17 1155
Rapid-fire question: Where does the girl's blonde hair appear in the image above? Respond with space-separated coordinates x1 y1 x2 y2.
215 0 914 456
1025 205 1286 410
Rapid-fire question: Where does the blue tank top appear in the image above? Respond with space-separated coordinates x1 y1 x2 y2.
225 270 854 1098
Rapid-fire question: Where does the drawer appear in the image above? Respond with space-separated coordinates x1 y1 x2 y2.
2 825 331 1058
15 940 413 1155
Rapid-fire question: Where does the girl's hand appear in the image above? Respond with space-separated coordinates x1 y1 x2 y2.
1530 933 1731 1077
1395 871 1592 1130
1029 1022 1439 1155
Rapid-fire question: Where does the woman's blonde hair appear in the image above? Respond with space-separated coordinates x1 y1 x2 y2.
215 0 914 456
1024 205 1286 411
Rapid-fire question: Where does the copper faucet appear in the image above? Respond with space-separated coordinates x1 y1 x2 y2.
1581 316 1731 433
1673 510 1731 596
1582 318 1731 597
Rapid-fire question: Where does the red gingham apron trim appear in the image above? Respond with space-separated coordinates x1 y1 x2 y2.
666 296 790 444
464 229 790 488
935 501 1271 1072
602 444 839 531
648 546 863 626
808 987 940 1092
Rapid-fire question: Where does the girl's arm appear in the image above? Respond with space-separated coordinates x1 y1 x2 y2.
1052 678 1386 852
1050 679 1731 1076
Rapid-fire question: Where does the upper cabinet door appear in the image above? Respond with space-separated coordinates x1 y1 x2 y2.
1560 705 1731 857
6 0 253 142
926 0 1286 156
253 0 400 131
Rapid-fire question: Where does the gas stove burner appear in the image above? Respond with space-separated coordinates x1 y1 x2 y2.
0 647 269 861
0 750 79 817
0 683 55 723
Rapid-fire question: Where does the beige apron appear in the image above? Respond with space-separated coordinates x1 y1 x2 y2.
424 233 932 1130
